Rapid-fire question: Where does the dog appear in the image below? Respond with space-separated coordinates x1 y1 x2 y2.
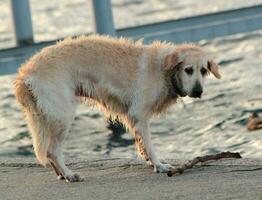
14 35 221 182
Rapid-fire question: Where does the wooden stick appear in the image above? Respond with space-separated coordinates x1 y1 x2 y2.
167 151 242 177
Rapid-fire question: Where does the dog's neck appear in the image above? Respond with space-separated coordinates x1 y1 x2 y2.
154 47 187 98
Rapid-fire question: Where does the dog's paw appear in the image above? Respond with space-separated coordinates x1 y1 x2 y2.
154 163 174 173
57 174 65 180
65 173 83 183
146 160 153 167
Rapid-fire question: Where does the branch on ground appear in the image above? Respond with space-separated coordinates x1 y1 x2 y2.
167 151 242 177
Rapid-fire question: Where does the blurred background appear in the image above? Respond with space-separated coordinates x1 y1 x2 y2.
0 0 261 161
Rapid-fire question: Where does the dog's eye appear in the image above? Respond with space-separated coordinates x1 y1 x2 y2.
201 67 207 76
185 67 193 75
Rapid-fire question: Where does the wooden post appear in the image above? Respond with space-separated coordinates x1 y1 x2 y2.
10 0 34 46
90 0 116 36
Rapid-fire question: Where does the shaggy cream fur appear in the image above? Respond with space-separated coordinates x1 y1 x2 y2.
14 35 220 182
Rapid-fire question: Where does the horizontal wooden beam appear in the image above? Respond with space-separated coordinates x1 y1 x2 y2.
117 5 262 39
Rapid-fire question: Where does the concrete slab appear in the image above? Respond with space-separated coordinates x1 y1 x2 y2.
0 158 261 200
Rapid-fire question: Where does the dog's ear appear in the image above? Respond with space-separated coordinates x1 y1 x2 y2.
207 60 221 79
164 53 182 70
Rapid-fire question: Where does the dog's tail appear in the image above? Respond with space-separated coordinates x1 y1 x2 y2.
14 68 50 166
14 65 34 107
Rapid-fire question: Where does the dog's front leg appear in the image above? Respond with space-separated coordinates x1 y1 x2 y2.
131 119 173 173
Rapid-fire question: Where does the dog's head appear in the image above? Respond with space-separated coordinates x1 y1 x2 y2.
164 45 221 98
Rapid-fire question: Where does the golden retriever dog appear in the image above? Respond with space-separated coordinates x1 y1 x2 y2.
14 35 221 182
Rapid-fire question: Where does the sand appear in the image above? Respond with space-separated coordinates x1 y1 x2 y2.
1 157 262 200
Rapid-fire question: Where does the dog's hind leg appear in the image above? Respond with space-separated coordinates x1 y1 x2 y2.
49 160 64 180
26 109 81 182
46 126 83 182
14 73 81 181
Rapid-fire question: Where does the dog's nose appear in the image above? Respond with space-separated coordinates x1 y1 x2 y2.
191 83 203 98
192 90 202 98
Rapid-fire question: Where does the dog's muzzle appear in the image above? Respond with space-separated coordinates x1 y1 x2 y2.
190 82 203 98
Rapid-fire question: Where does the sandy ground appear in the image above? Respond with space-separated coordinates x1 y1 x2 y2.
0 157 262 200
